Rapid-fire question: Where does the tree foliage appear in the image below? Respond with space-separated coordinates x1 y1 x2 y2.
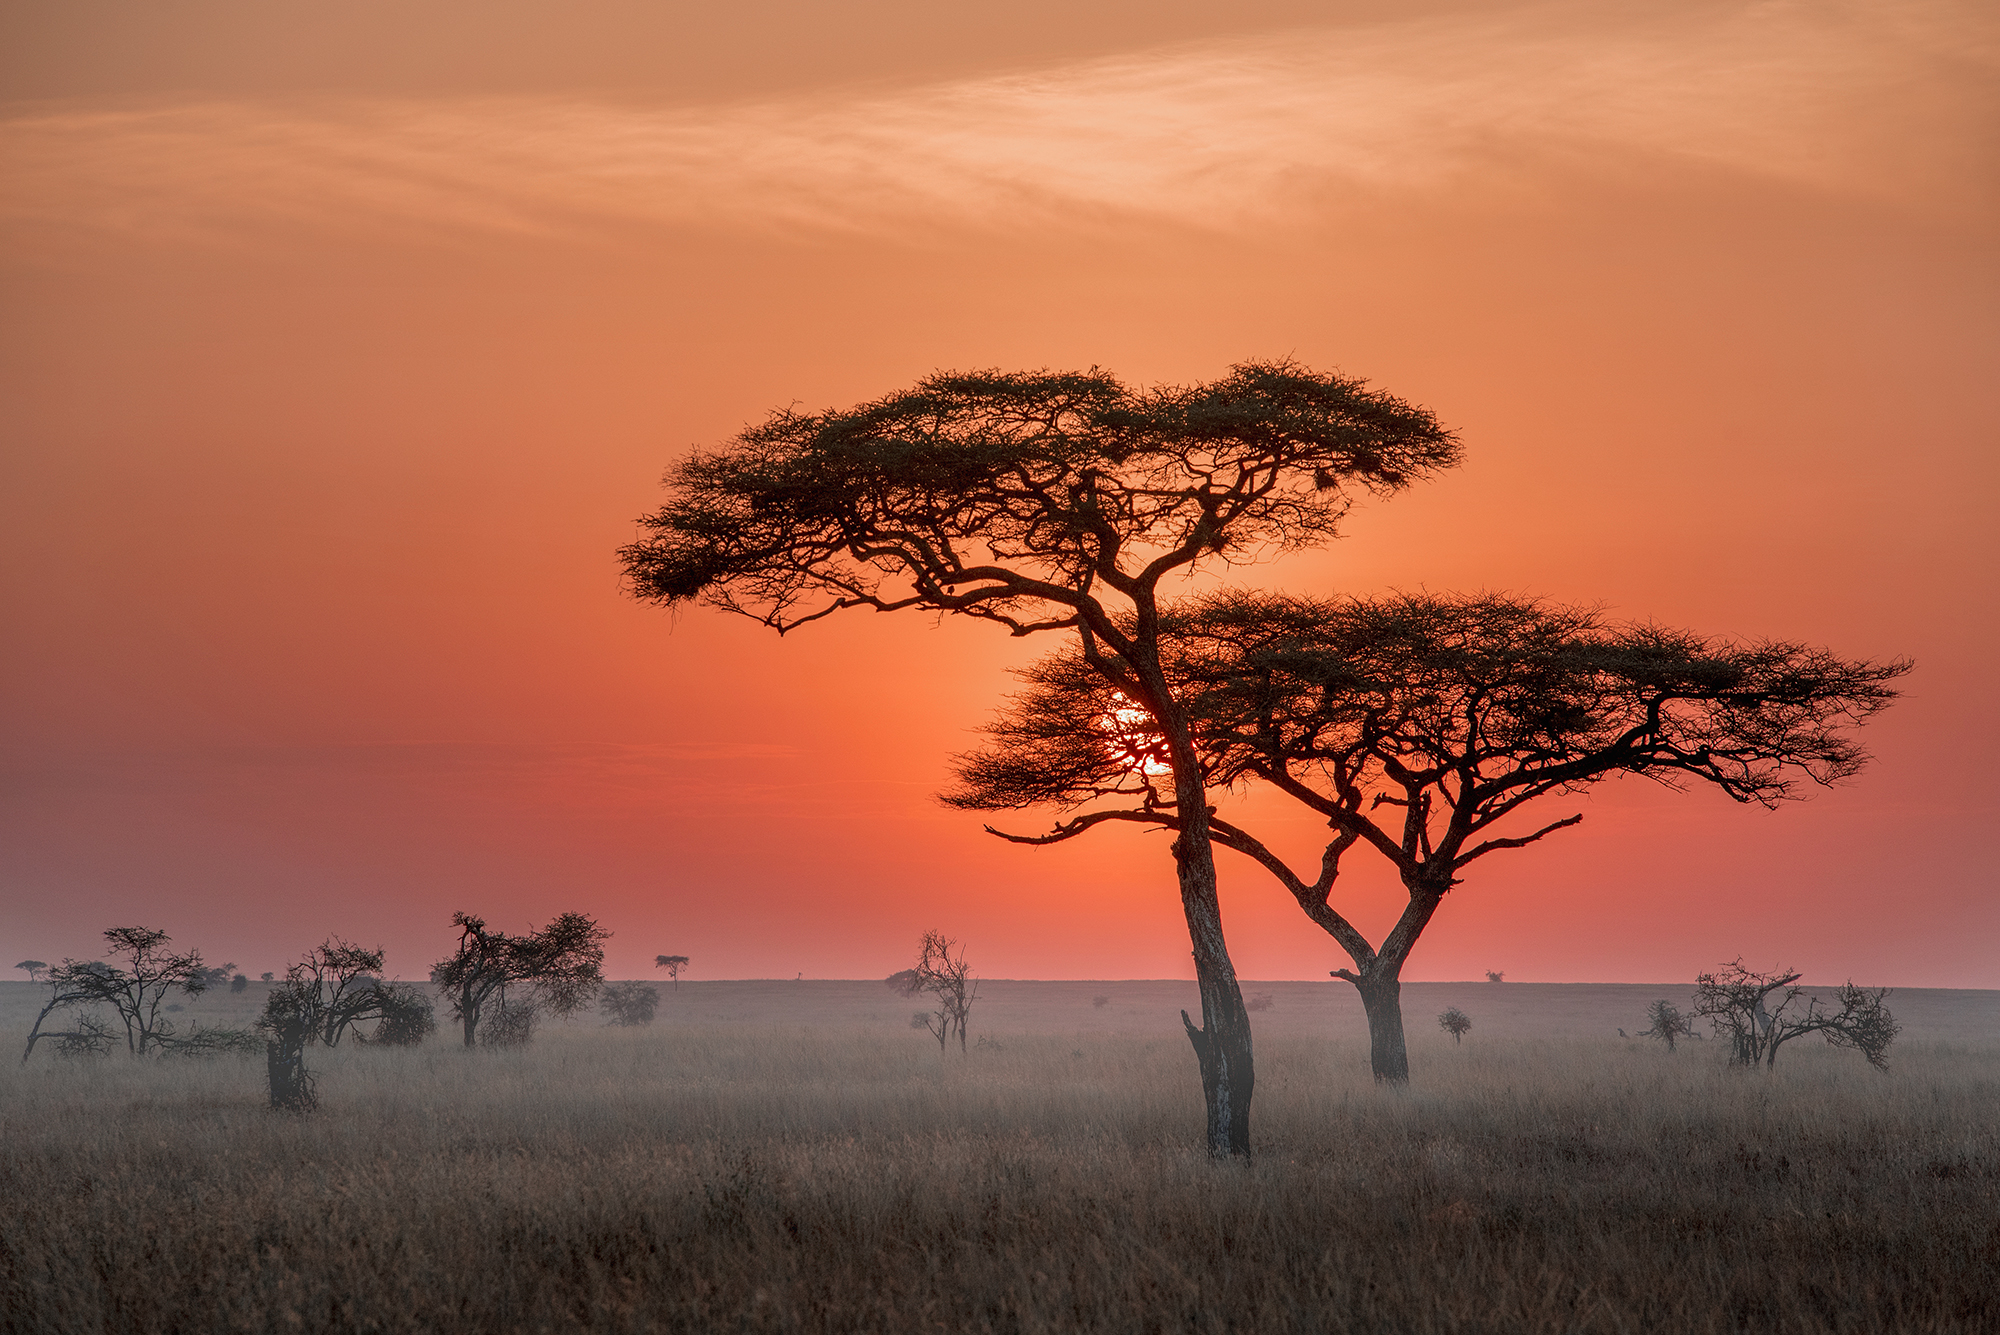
947 590 1906 1082
621 361 1460 1156
1437 1007 1472 1043
431 911 608 1049
654 955 690 989
1691 960 1899 1070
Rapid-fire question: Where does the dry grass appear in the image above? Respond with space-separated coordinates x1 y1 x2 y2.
3 982 1997 1334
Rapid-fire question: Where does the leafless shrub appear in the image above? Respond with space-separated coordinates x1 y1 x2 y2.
1641 999 1695 1052
367 984 436 1046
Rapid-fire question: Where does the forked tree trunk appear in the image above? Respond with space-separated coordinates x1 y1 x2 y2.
1354 971 1411 1085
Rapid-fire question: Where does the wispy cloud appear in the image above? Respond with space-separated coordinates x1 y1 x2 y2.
2 0 1991 245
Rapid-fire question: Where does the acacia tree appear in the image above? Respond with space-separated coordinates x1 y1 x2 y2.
619 362 1458 1155
654 955 690 989
15 960 47 983
1691 960 1899 1069
21 928 246 1061
948 591 1906 1082
431 911 608 1048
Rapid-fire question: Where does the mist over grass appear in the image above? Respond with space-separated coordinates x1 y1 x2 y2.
4 982 1996 1333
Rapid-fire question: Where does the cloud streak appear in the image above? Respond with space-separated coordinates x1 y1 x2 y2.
2 0 1992 246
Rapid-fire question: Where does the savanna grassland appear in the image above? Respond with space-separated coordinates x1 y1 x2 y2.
3 980 1997 1334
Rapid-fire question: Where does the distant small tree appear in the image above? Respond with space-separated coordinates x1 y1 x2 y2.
1691 960 1899 1070
432 911 608 1048
654 955 690 989
15 960 47 983
1640 999 1695 1052
230 973 249 993
601 981 660 1026
1438 1006 1472 1043
22 928 246 1061
911 930 977 1054
1486 971 1504 984
260 972 274 983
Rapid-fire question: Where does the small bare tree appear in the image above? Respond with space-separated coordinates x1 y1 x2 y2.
601 981 660 1026
1437 1006 1472 1043
1640 999 1695 1052
1691 960 1899 1070
654 955 690 990
911 930 977 1054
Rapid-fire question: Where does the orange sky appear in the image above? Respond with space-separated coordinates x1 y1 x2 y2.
3 0 1996 986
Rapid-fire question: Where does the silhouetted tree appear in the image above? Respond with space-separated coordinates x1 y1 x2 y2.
260 972 274 983
910 930 978 1053
654 955 690 989
230 973 249 993
1438 1006 1472 1043
284 940 391 1047
15 960 47 983
1691 960 1898 1070
431 911 608 1048
884 969 921 995
948 591 1906 1083
21 928 253 1061
621 362 1459 1155
1641 999 1694 1051
601 981 660 1026
1486 971 1505 984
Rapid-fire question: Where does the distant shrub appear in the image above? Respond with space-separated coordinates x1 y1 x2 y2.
1246 993 1275 1012
600 981 660 1027
1486 971 1505 984
975 1035 1004 1052
369 983 437 1046
910 1012 930 1029
480 999 538 1048
1438 1007 1472 1043
230 974 249 993
1640 999 1695 1052
1091 995 1111 1009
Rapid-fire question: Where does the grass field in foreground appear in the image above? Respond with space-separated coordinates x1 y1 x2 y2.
3 981 1996 1334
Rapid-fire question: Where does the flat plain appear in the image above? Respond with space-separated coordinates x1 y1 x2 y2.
3 978 1996 1334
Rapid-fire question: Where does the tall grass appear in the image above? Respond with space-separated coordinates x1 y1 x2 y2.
4 1020 1996 1333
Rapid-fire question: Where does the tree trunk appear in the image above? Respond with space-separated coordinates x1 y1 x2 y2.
266 1037 314 1111
1355 973 1410 1084
462 1007 478 1049
1173 830 1255 1157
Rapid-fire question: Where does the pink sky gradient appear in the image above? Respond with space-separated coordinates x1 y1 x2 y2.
3 0 1995 985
